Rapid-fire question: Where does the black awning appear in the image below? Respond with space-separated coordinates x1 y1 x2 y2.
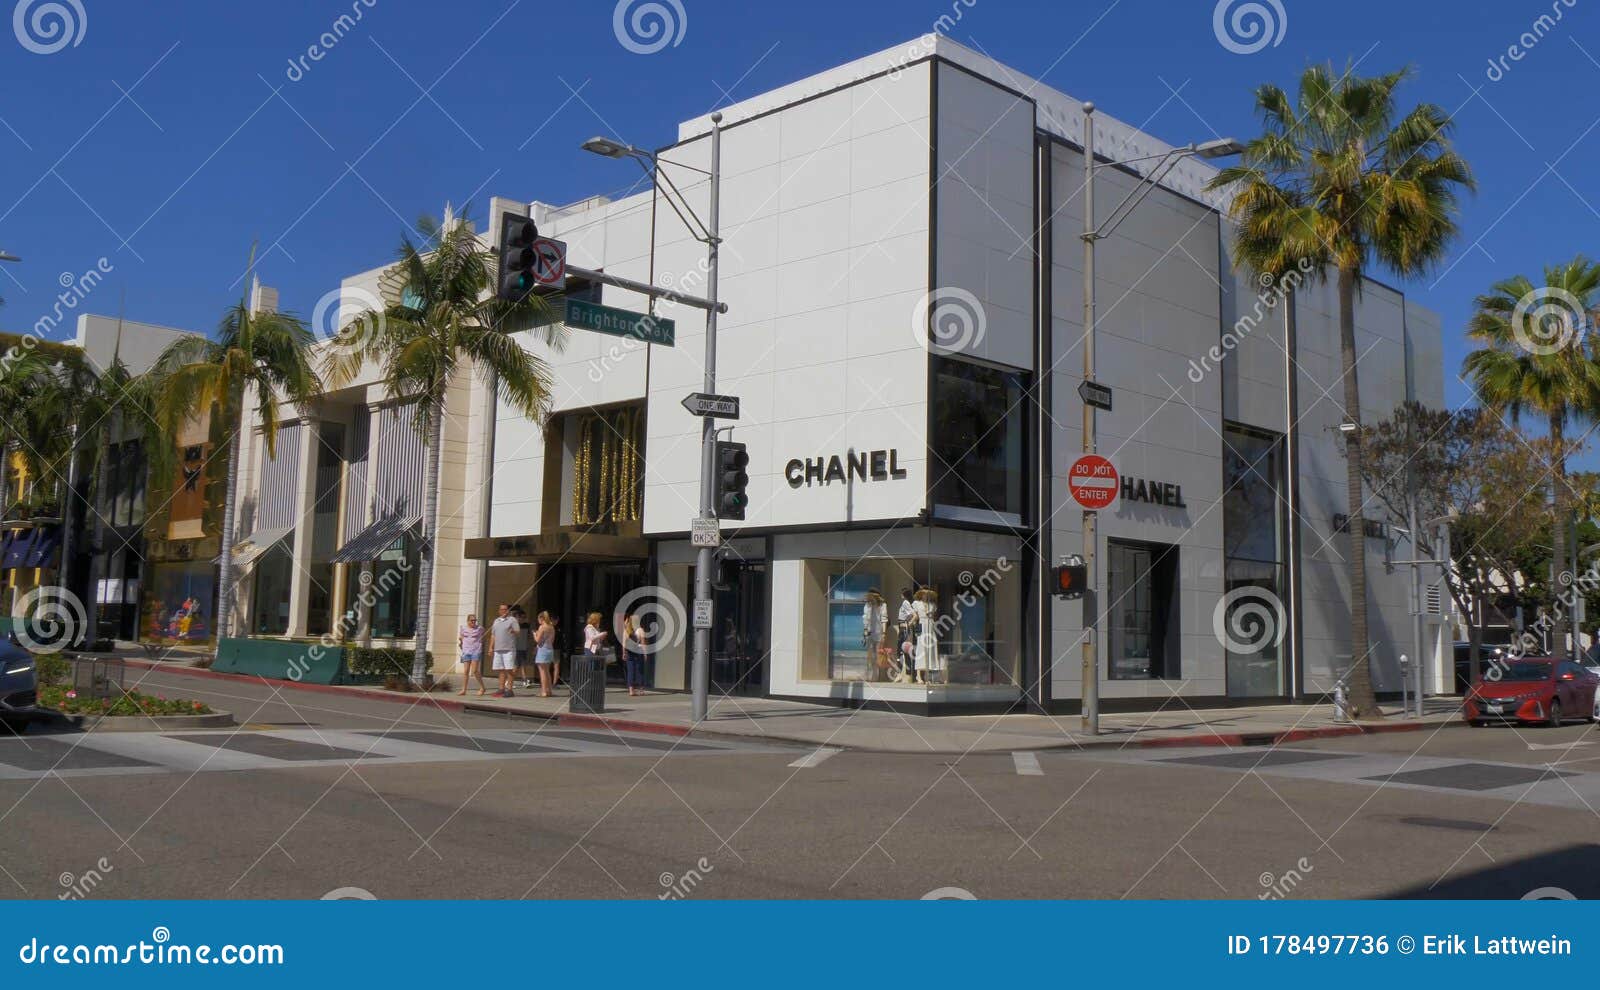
23 525 60 568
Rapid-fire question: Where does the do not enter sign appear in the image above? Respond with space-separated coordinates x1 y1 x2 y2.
1069 454 1119 511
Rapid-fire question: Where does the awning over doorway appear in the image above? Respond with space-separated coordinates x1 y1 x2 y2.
1 529 35 569
329 512 419 565
222 524 295 573
22 525 60 568
464 530 650 563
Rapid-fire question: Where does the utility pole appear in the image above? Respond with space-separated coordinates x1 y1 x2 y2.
689 113 723 724
1080 103 1099 734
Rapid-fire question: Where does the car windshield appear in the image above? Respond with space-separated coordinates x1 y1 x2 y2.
1486 660 1551 682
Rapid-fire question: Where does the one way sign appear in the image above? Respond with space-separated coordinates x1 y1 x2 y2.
681 393 740 419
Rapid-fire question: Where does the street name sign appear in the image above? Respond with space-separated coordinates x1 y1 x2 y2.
564 298 676 346
681 392 740 418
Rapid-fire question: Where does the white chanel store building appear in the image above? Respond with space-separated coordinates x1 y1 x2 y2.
239 36 1448 714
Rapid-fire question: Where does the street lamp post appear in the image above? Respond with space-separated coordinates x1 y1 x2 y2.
582 113 724 724
1078 103 1241 734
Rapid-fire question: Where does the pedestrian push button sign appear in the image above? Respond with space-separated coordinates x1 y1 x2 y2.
1068 454 1118 511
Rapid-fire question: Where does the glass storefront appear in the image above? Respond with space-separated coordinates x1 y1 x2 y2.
807 554 1020 687
143 563 215 643
1222 424 1288 698
251 545 294 636
369 536 420 639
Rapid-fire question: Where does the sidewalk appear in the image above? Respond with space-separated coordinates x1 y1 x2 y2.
114 651 1464 753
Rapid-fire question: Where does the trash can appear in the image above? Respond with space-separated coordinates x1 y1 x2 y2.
568 652 607 715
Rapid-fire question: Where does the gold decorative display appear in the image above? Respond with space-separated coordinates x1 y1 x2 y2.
572 407 643 526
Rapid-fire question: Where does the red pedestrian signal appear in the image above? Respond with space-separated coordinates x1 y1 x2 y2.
1054 562 1087 600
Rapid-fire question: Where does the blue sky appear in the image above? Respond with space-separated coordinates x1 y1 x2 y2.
1 0 1596 419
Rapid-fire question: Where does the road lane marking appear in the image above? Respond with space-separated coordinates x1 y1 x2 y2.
1013 752 1043 776
789 747 841 768
1527 741 1594 751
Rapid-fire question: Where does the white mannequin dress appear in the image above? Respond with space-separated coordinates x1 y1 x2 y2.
912 599 942 674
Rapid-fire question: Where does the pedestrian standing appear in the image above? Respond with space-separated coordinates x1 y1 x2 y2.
583 612 609 655
513 605 531 689
533 611 556 698
489 603 520 698
457 613 487 696
622 614 650 696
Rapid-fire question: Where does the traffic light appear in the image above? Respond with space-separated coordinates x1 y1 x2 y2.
497 214 540 301
715 441 750 520
1054 560 1087 600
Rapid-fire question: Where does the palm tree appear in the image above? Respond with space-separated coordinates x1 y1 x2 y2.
1208 64 1473 717
325 214 558 686
1462 256 1600 665
149 255 322 643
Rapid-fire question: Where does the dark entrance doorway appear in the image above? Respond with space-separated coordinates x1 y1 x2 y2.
700 559 768 697
533 560 650 684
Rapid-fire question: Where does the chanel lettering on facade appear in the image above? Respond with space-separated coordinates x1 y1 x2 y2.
785 449 908 488
1120 477 1187 508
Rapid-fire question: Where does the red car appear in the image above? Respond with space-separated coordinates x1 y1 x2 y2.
1464 657 1600 727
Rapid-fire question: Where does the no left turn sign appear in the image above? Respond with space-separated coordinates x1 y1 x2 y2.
1068 454 1118 511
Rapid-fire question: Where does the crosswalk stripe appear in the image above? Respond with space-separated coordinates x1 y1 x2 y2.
789 747 841 769
1013 751 1043 776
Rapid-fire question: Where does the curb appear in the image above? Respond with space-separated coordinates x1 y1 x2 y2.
118 659 1457 752
72 711 237 732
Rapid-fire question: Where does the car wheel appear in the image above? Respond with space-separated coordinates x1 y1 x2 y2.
1548 701 1563 728
1470 719 1485 727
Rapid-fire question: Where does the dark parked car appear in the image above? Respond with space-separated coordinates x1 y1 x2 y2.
0 639 39 735
1463 657 1599 727
1453 641 1510 695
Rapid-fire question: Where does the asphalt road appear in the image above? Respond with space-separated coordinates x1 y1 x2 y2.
3 670 1598 900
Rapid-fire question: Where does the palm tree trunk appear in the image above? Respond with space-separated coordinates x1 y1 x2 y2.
410 397 443 687
57 424 80 642
215 430 242 644
1550 411 1570 663
1338 267 1379 717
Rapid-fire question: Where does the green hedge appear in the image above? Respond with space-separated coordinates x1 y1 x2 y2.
344 646 433 681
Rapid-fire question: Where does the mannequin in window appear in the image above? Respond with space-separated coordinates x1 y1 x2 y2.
895 587 917 683
862 588 888 682
913 587 942 684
